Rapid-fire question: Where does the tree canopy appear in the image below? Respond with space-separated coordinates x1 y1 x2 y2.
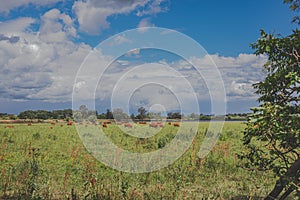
240 1 300 198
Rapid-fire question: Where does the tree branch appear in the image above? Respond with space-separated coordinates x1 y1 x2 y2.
265 157 300 200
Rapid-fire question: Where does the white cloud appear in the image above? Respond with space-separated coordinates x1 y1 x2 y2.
125 48 140 58
106 62 199 113
0 0 63 13
138 18 155 28
82 52 267 113
136 0 169 16
0 0 168 36
0 17 36 35
188 54 268 101
112 34 132 45
39 9 77 42
0 15 91 103
72 0 167 35
0 15 267 112
137 18 155 32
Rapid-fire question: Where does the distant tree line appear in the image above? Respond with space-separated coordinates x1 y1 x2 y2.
18 109 73 120
3 106 249 121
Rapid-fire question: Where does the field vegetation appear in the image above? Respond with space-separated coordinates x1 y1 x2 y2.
0 121 287 199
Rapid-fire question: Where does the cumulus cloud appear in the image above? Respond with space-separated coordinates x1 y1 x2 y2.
0 0 63 13
0 34 20 43
136 0 169 16
95 62 199 113
189 54 268 101
39 9 77 42
0 2 266 113
0 0 168 36
72 0 167 35
85 52 267 114
138 18 155 28
137 18 155 33
0 15 91 103
0 17 36 35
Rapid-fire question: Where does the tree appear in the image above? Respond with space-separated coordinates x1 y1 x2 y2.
240 1 300 198
167 112 182 119
88 115 97 123
130 113 135 120
148 112 162 120
52 109 73 119
18 110 36 119
284 0 300 24
136 107 147 119
97 113 106 119
73 111 83 123
112 108 129 121
105 109 113 119
79 105 88 118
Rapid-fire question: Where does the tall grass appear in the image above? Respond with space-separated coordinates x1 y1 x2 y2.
0 122 282 199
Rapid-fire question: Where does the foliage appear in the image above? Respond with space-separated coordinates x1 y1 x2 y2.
105 109 114 119
240 1 300 198
18 109 72 120
136 107 147 119
0 122 287 199
87 115 97 123
112 108 129 121
284 0 300 24
167 112 182 119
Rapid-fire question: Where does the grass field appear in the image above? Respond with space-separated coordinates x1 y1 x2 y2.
0 122 279 199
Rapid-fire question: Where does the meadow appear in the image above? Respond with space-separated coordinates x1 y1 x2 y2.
0 121 280 199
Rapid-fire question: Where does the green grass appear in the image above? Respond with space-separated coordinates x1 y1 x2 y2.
0 122 277 199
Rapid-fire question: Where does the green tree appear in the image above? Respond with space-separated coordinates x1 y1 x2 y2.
167 112 182 119
18 110 36 119
97 113 106 119
105 109 113 119
130 113 135 120
240 1 300 198
79 105 88 118
88 115 97 123
36 110 53 120
136 107 147 119
73 111 83 122
112 108 129 122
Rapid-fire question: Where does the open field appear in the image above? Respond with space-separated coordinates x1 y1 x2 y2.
0 122 283 199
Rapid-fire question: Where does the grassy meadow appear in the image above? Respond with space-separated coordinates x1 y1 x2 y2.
0 122 278 199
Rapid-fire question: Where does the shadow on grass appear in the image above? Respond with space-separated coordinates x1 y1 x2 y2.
231 195 264 200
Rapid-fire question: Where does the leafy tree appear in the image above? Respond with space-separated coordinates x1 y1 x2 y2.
167 112 182 119
64 109 73 119
73 111 83 123
112 108 129 121
148 112 163 120
189 112 199 120
240 1 300 198
136 107 147 119
0 113 8 117
199 114 212 121
105 109 113 119
284 0 300 24
36 110 53 120
88 115 97 123
130 113 135 120
8 114 17 120
18 110 36 119
79 105 88 118
52 109 73 119
97 113 106 119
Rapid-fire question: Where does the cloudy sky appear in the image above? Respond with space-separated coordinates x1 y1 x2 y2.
0 0 297 115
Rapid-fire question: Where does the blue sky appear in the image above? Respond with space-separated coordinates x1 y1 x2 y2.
0 0 297 115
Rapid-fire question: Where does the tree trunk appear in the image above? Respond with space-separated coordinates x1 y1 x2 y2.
265 157 300 200
279 185 295 200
